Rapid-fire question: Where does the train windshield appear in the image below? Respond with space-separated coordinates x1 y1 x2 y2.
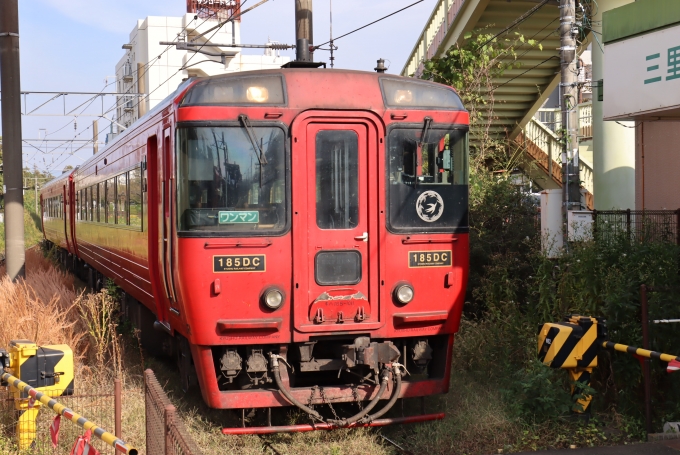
176 126 287 235
387 126 469 233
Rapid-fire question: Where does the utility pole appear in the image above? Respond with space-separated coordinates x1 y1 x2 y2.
295 0 313 62
560 0 580 249
0 0 25 279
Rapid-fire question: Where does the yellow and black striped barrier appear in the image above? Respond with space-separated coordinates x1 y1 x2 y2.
537 315 607 413
1 371 138 455
538 315 680 414
601 341 678 364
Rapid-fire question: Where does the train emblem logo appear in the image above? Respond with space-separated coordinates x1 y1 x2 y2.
416 190 444 222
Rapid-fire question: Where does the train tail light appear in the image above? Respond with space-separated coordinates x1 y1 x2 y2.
263 288 284 309
393 283 414 305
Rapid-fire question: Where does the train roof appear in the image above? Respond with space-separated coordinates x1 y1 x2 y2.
41 166 77 192
42 69 466 191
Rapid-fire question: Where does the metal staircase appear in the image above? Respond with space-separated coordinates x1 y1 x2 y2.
402 0 593 209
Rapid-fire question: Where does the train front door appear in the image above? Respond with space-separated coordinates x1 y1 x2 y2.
292 113 382 336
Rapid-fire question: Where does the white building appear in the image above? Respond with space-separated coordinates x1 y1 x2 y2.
114 7 290 131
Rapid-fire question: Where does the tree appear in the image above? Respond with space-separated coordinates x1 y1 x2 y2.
62 165 74 174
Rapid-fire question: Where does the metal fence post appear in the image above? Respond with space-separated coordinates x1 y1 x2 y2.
626 208 631 240
165 404 176 455
676 209 680 245
641 284 652 436
115 377 122 440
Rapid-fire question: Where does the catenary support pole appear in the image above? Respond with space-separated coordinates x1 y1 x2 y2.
0 0 26 279
93 120 99 155
295 0 313 61
560 0 580 249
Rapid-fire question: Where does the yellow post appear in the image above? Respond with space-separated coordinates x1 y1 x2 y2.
568 368 594 414
16 406 40 450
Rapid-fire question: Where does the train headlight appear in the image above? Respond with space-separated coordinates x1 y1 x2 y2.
247 86 269 103
393 283 414 305
263 288 284 309
393 89 413 104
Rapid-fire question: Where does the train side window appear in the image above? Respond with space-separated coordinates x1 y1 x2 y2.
85 188 90 221
83 189 87 221
88 186 94 221
77 190 82 221
91 186 96 222
315 130 359 230
98 182 105 223
117 173 128 225
106 178 116 223
129 168 142 228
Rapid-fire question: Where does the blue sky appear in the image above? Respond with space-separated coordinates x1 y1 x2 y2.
4 0 436 175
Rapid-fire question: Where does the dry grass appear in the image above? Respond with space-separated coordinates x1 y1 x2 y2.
0 249 83 357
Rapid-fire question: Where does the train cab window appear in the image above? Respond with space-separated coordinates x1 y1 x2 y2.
176 126 287 235
106 178 115 224
129 168 142 227
117 174 128 225
315 130 359 230
98 182 105 222
387 126 469 232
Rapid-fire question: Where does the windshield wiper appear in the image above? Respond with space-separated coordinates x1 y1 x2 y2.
238 114 268 166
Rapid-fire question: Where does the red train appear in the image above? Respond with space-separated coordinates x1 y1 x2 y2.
41 68 469 427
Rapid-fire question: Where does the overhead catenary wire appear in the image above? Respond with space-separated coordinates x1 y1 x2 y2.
23 17 202 173
37 13 233 174
40 0 251 177
314 0 425 49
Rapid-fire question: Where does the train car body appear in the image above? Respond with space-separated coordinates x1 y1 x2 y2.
41 69 470 416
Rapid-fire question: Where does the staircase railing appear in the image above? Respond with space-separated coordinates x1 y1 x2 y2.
535 102 593 138
522 116 594 206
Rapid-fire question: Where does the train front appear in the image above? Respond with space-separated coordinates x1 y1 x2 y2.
172 70 469 419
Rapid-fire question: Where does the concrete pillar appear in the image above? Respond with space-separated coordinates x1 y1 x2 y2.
592 0 636 209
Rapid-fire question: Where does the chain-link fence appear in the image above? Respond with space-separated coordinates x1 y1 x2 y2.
0 384 116 455
593 209 680 245
145 369 203 455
